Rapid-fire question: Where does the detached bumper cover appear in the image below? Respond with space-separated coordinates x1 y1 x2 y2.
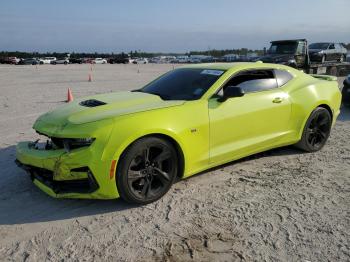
15 141 117 199
15 160 99 195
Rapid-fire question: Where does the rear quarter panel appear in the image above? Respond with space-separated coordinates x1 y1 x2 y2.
283 73 341 140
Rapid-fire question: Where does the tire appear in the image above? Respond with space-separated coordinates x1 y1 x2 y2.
342 84 350 107
295 107 332 152
116 137 178 204
64 61 67 65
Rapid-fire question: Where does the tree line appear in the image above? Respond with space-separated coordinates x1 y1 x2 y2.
1 44 348 59
0 48 264 59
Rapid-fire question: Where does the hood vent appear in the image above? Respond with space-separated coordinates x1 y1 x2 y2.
79 99 107 107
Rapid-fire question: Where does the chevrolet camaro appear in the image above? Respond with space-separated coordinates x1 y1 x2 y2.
16 62 342 204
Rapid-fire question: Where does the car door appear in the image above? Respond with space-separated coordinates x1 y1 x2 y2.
208 69 292 164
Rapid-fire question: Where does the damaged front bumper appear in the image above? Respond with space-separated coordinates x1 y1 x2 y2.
15 140 118 199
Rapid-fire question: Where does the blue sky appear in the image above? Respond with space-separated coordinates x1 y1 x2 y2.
0 0 349 53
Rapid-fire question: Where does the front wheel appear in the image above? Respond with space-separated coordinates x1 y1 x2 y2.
116 137 178 204
295 107 332 152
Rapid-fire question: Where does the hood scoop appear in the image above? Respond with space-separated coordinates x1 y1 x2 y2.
79 99 107 108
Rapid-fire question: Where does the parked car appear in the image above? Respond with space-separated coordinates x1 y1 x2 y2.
7 57 21 64
69 58 83 64
82 58 94 64
342 75 350 107
92 58 107 64
189 55 208 63
18 58 40 65
0 57 20 64
40 57 57 64
51 58 69 65
109 56 130 64
132 58 148 64
309 42 347 63
175 56 190 63
16 63 341 204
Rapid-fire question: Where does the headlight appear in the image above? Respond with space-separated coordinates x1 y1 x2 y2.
288 59 296 64
68 138 95 148
51 137 95 152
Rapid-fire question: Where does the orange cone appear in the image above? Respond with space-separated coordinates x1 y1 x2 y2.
88 73 92 82
67 88 74 102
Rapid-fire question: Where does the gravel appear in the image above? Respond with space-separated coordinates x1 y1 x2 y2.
0 64 349 261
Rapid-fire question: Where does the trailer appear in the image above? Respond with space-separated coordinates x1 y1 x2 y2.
259 39 350 76
307 61 350 76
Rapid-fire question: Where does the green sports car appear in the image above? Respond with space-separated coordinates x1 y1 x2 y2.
16 62 341 204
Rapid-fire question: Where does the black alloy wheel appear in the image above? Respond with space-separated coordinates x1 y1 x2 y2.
296 107 332 152
117 137 178 204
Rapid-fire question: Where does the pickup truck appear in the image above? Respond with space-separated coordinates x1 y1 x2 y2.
258 39 350 76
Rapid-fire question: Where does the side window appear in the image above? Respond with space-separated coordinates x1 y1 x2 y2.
296 42 306 54
223 70 278 94
274 69 293 87
329 44 335 49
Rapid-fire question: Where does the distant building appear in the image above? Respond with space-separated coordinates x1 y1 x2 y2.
223 54 239 62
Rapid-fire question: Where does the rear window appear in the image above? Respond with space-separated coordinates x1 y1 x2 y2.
274 69 293 87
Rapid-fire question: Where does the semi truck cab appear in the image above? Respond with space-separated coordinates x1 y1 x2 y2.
259 39 309 68
259 39 350 76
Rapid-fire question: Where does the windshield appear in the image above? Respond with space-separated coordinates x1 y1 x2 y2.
309 43 330 49
269 42 297 54
138 68 224 101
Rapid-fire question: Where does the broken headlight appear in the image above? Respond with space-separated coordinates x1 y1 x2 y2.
51 137 95 152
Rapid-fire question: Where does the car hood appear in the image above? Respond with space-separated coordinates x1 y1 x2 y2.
34 91 185 127
258 54 294 63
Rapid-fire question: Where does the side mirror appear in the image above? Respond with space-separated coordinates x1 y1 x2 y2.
218 86 245 102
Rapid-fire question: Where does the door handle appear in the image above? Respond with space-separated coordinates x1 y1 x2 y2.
272 97 283 103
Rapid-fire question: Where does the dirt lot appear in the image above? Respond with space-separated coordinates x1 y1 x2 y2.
0 64 349 261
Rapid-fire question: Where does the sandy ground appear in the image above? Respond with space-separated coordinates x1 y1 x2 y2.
0 64 349 262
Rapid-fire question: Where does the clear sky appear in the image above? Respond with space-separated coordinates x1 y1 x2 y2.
0 0 349 53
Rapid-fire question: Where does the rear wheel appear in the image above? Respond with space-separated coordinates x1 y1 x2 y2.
296 107 332 152
116 137 178 204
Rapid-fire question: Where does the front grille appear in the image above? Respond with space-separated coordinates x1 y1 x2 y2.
79 99 106 107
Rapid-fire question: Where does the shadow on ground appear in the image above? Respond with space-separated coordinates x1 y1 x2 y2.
0 145 136 225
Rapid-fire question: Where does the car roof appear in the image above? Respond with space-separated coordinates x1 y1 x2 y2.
271 39 306 43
